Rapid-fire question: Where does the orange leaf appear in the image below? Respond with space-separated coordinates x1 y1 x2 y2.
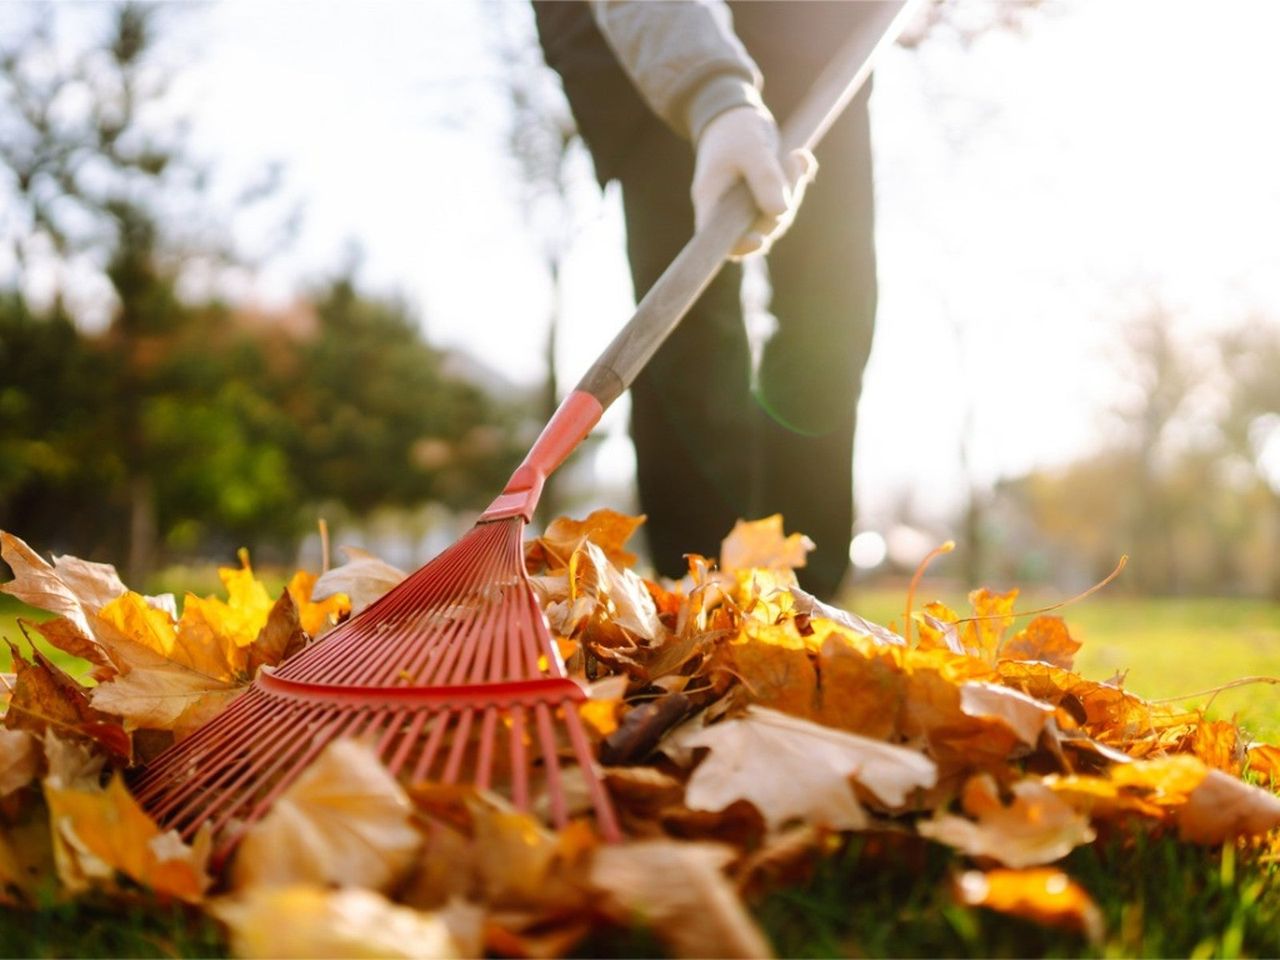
44 774 209 900
525 510 646 572
1001 615 1081 670
955 868 1103 944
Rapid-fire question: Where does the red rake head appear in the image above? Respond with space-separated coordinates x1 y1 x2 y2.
131 516 620 867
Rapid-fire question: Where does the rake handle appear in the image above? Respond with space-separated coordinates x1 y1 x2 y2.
482 1 916 522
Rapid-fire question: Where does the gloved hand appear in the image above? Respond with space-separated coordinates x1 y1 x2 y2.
691 105 818 258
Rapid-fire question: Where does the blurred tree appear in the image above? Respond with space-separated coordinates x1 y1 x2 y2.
0 4 254 577
0 5 523 577
271 277 523 518
485 4 596 521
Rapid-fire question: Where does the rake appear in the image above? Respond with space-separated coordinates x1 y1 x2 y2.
131 2 916 867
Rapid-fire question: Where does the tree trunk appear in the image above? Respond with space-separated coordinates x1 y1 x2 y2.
127 474 157 586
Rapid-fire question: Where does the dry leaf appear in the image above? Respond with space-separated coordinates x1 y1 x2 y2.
955 868 1103 944
720 516 813 575
0 728 38 797
918 774 1095 867
591 840 772 959
312 547 405 615
959 682 1054 747
213 886 483 959
1000 616 1081 669
679 707 936 830
44 774 209 900
285 569 350 637
525 509 646 571
245 589 308 675
231 739 421 891
1176 768 1280 843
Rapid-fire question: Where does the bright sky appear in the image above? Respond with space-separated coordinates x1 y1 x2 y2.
6 0 1280 532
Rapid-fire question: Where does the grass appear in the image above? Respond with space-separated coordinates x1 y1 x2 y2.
2 583 1279 956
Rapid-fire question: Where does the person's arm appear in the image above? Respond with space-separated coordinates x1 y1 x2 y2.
589 0 762 142
590 0 816 257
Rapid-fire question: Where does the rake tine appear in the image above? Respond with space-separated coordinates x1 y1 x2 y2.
474 706 499 791
413 709 452 783
441 707 474 784
534 701 568 829
510 704 530 812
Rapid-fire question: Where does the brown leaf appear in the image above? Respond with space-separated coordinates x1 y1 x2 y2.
28 616 115 674
245 589 307 675
0 728 38 797
590 840 773 959
231 739 421 892
718 629 817 718
3 641 127 760
954 868 1103 944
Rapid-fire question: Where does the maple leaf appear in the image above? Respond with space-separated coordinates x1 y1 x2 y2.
1246 743 1280 790
955 868 1104 945
525 508 646 572
0 728 38 797
212 886 483 959
677 707 936 831
43 773 210 900
0 531 127 667
3 640 129 760
959 587 1019 660
1000 615 1081 669
918 774 1095 867
719 515 813 574
312 546 405 615
231 738 421 892
244 588 308 676
814 635 902 740
590 840 772 960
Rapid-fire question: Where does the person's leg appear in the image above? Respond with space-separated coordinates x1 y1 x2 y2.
615 118 755 578
753 84 877 599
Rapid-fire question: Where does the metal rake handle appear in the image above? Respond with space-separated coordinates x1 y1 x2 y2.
482 0 917 522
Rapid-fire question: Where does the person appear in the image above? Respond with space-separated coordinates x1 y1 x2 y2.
534 1 879 600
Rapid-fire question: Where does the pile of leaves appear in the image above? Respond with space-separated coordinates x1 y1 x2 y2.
1 513 1279 958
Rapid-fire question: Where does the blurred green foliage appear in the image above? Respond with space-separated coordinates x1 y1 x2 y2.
0 5 524 574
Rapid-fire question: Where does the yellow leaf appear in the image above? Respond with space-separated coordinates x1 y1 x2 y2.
719 515 813 575
286 569 349 637
44 774 209 900
98 592 178 658
955 868 1103 945
960 588 1019 660
213 886 483 959
525 509 646 572
231 739 421 892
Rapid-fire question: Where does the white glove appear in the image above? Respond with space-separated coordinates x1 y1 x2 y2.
691 105 818 258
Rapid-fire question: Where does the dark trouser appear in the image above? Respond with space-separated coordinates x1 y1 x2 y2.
617 79 876 599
